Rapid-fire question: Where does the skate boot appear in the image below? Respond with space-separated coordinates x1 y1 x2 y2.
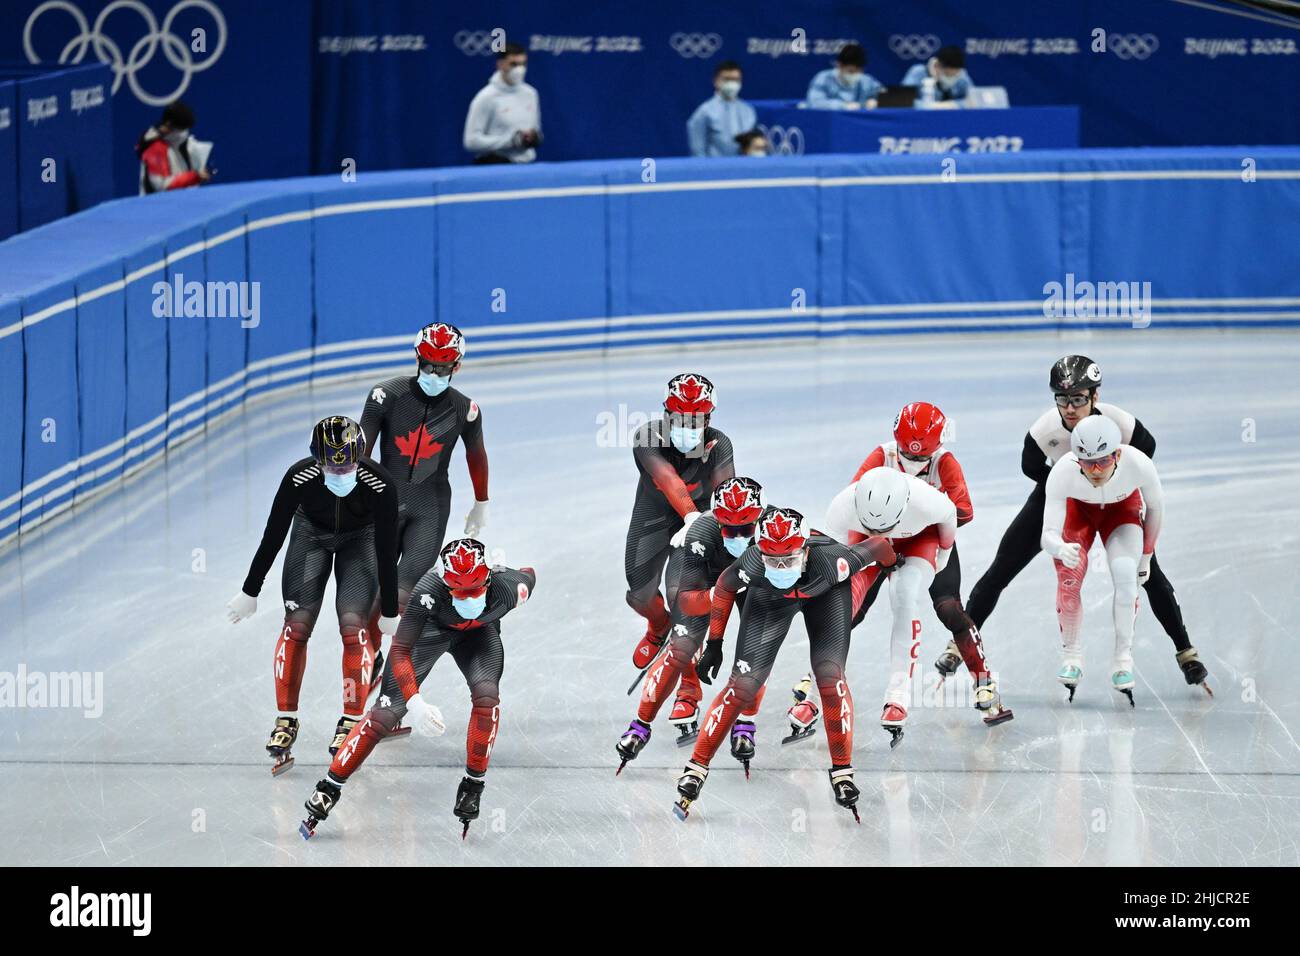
934 639 962 683
974 676 1014 726
1111 668 1135 708
783 675 820 745
730 719 756 778
615 719 651 774
829 765 861 823
299 777 341 839
266 715 299 776
454 773 486 839
669 697 700 747
329 715 359 756
1177 647 1213 697
672 761 709 821
880 703 907 749
631 623 669 673
1057 661 1083 702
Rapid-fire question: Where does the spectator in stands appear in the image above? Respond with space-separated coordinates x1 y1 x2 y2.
806 44 883 110
900 45 973 102
463 41 542 164
687 61 756 157
735 129 770 157
136 101 210 194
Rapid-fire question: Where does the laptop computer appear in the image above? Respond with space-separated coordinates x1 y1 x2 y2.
875 85 919 108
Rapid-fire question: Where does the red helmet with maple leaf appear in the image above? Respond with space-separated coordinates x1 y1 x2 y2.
893 402 946 459
414 323 466 366
755 506 809 556
439 538 491 596
664 373 716 415
711 477 764 527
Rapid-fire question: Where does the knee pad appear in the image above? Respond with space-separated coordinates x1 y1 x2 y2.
730 675 762 712
279 618 312 644
470 686 501 711
812 662 846 691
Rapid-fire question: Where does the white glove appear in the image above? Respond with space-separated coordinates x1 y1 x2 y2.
404 693 446 738
1055 542 1083 569
670 510 702 547
378 615 400 638
226 591 257 624
1137 553 1152 584
464 500 489 538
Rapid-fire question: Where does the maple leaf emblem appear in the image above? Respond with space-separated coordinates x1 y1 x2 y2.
431 324 455 348
395 425 443 465
446 541 483 576
765 511 792 541
677 375 703 402
722 485 749 511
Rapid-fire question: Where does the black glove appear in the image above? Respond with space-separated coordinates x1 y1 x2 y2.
696 640 724 684
878 554 904 577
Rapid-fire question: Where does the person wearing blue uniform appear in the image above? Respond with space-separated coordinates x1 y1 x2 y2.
901 46 973 103
806 43 883 110
687 61 757 157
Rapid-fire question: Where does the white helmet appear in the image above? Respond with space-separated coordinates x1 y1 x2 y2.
854 467 911 533
1071 415 1122 461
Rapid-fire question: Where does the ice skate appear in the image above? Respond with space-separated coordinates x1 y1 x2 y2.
672 762 708 821
730 719 756 778
880 702 907 749
1112 668 1135 707
454 774 486 839
783 674 820 744
829 766 861 823
1177 647 1213 697
934 639 962 684
266 715 299 776
615 719 651 774
1057 661 1083 702
628 623 669 694
669 696 700 747
329 715 359 756
299 777 341 839
974 676 1014 726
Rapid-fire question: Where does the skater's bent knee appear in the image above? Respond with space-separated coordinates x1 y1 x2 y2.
932 596 970 633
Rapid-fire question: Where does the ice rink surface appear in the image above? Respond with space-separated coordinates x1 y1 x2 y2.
3 330 1298 867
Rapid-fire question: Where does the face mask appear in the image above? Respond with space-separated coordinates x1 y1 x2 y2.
899 455 929 476
452 594 487 619
669 426 704 453
836 69 856 88
506 65 526 85
718 79 741 99
937 71 959 91
324 471 357 497
418 371 450 396
164 129 189 147
723 535 750 558
765 566 800 589
745 148 769 157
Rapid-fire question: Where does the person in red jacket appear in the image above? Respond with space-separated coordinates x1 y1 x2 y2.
849 402 1013 725
135 101 211 194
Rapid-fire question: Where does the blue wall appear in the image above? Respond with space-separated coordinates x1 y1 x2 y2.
1 147 1299 546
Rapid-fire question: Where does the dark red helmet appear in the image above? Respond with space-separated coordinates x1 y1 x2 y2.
414 323 465 365
893 402 946 458
755 506 808 556
712 477 764 527
440 538 490 596
664 373 716 415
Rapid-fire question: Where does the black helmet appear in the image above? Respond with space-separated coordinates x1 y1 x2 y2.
1049 355 1102 394
310 416 366 467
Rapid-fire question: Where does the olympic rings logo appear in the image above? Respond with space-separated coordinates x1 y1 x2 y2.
453 30 501 56
1107 33 1159 60
888 33 940 60
670 32 723 58
23 0 227 107
759 123 804 156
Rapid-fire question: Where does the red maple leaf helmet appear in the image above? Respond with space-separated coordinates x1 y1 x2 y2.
664 373 716 415
439 537 490 595
711 477 764 526
755 506 808 556
893 402 946 458
414 323 466 365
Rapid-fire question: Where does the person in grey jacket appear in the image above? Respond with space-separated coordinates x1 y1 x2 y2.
462 42 542 164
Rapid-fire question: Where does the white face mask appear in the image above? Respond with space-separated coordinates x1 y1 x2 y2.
718 79 741 99
506 65 526 85
164 129 189 147
899 455 929 476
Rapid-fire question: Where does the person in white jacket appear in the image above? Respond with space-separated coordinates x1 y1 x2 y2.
1041 416 1165 705
823 467 958 746
462 41 542 164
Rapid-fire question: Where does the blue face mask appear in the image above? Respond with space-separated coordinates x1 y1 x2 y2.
323 471 357 497
723 535 750 558
418 371 451 396
452 594 487 619
669 426 704 453
765 566 800 589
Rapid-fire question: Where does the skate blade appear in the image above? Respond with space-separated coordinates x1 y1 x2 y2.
1200 682 1214 698
672 799 692 821
626 668 649 696
674 730 700 748
298 819 316 840
271 756 295 777
381 726 412 743
781 727 817 745
1118 688 1135 708
461 821 470 840
885 727 905 749
982 708 1015 727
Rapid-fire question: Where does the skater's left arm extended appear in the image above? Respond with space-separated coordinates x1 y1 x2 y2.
462 400 490 535
1130 449 1164 578
241 466 303 601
